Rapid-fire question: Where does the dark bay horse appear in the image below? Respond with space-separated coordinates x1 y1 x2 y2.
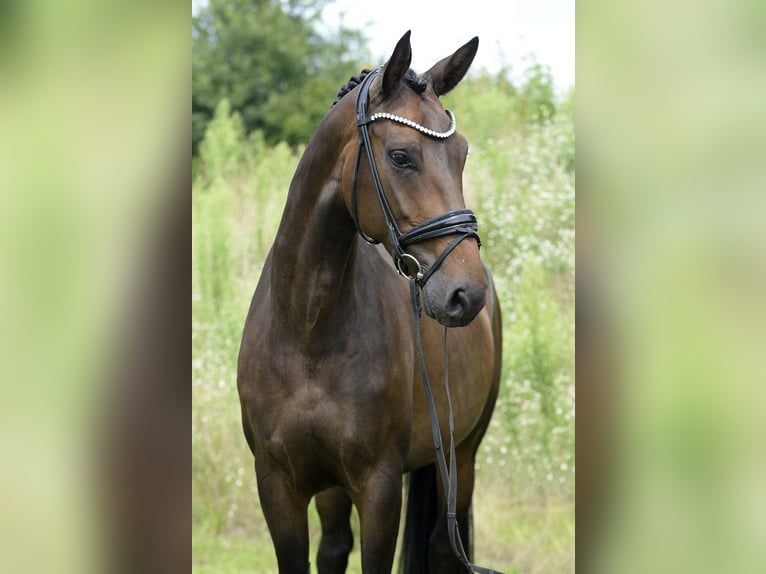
237 31 502 574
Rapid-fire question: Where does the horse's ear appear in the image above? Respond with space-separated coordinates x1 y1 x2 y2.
425 36 479 96
381 30 412 96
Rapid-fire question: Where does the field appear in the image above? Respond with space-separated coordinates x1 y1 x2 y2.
192 75 575 573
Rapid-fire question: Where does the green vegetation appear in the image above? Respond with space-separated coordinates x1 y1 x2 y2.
192 0 369 154
192 60 574 571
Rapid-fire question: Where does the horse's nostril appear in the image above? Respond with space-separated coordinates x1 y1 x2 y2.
439 284 486 327
447 288 469 317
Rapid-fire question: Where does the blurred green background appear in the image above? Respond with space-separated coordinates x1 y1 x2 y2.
578 0 766 572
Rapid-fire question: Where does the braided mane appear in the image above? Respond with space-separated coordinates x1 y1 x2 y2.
332 68 427 107
332 69 372 106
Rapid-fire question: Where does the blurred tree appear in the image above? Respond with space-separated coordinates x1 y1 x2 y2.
517 57 557 124
192 0 368 154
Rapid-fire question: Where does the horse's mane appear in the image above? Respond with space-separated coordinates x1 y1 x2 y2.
332 68 427 107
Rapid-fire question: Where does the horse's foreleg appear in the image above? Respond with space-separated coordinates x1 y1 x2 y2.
254 459 311 574
316 487 354 574
353 465 403 574
428 443 477 574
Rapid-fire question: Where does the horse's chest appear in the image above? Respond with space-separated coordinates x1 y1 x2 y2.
253 354 411 487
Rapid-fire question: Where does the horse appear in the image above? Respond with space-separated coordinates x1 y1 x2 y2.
237 31 502 574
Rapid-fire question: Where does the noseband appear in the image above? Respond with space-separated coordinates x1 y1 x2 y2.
351 68 481 284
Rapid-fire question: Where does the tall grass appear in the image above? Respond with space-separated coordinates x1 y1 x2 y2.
192 78 575 572
192 99 296 535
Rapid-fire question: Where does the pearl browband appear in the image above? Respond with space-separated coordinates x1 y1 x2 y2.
366 109 457 139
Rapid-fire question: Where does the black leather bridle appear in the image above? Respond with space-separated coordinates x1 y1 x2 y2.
351 68 502 574
351 68 482 285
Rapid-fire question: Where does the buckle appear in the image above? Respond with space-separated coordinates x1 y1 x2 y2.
396 253 424 281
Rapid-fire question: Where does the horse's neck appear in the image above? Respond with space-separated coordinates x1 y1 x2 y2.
270 134 358 341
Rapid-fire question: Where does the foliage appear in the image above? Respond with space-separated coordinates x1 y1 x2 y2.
192 65 574 572
442 56 561 137
192 0 369 154
518 58 558 123
193 98 295 335
463 77 575 505
193 98 297 535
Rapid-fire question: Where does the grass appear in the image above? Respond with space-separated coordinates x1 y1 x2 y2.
193 530 277 573
192 74 575 573
193 474 574 574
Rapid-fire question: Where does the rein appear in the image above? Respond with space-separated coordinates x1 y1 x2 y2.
352 68 502 574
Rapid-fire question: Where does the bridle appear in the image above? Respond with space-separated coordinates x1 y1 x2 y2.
351 68 502 574
351 67 482 285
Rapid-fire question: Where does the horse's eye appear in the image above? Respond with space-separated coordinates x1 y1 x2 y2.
389 150 412 168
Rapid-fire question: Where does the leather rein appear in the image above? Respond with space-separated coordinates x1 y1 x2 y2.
351 68 502 574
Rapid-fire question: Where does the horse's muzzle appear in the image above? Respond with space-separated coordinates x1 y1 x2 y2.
425 280 487 328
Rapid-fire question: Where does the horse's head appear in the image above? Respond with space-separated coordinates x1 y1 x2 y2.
339 31 487 327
